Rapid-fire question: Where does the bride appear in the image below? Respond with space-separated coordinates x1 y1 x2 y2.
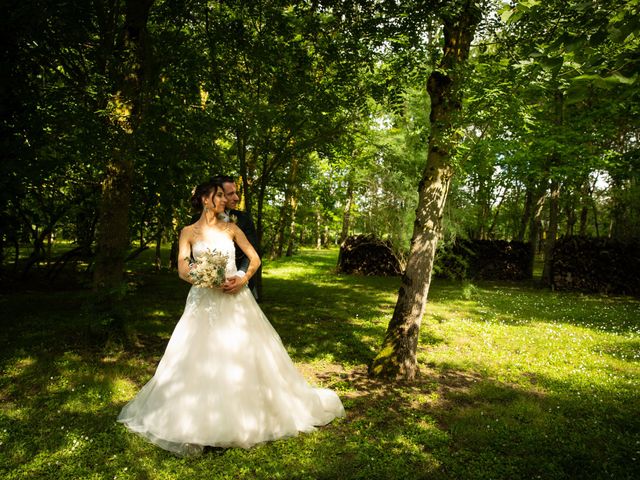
118 178 345 456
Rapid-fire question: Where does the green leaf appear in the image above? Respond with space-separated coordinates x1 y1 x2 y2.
501 5 526 24
564 85 590 105
572 74 601 83
500 8 514 23
593 77 616 90
607 72 638 85
608 27 627 43
539 56 563 71
510 9 525 23
564 36 586 53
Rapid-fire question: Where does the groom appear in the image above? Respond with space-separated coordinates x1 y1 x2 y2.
213 175 260 299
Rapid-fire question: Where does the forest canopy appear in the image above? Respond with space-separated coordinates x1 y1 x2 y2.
2 0 638 282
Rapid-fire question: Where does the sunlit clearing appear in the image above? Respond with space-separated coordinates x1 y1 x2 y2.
112 377 138 401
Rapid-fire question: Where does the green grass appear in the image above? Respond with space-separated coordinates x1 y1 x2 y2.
1 247 639 479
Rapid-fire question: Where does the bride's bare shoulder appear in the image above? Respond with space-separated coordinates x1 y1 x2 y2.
227 222 242 236
180 224 199 241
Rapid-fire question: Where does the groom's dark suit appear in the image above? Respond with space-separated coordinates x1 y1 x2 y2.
229 208 260 296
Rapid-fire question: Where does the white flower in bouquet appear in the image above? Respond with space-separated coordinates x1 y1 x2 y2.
185 250 228 288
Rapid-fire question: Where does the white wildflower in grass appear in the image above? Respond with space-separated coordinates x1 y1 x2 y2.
186 250 228 288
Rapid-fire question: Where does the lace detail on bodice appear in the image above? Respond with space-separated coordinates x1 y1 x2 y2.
191 230 237 277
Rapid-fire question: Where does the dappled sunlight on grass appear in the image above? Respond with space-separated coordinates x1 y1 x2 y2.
1 247 638 479
411 279 640 478
260 248 401 367
430 280 640 333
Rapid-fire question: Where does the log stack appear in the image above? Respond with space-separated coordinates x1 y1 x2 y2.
435 239 532 281
337 234 402 276
551 236 640 295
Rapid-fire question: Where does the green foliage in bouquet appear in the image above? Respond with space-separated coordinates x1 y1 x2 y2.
186 250 228 288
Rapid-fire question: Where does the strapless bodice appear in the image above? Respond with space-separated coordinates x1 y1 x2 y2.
191 231 237 277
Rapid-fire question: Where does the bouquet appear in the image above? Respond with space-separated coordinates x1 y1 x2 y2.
185 250 228 288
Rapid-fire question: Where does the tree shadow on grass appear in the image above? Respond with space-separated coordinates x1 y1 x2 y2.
260 274 429 366
3 348 637 480
4 246 637 478
293 363 639 480
595 337 640 363
0 343 167 479
432 368 639 480
1 284 637 478
0 274 190 478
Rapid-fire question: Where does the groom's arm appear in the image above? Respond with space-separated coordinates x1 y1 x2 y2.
235 211 259 274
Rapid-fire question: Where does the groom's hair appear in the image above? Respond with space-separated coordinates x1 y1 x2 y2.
210 174 235 185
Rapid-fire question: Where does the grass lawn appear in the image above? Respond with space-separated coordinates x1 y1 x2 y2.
1 247 639 479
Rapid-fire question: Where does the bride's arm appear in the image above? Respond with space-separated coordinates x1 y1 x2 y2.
177 227 194 284
231 224 261 285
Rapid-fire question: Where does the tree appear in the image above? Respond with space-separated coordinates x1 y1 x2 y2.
92 0 155 292
438 0 639 255
370 1 483 380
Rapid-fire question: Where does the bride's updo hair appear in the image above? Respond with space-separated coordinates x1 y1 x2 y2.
190 178 225 211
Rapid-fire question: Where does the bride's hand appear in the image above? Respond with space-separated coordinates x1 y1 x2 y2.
222 276 246 295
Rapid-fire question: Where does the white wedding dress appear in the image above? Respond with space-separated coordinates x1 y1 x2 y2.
118 230 345 456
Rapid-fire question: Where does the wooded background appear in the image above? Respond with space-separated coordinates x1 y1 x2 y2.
2 0 638 288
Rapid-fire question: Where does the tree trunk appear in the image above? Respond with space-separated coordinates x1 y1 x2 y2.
237 128 252 215
170 235 179 271
93 148 134 290
340 178 354 244
273 205 288 259
253 156 270 300
477 186 489 240
316 209 322 249
93 0 154 292
286 196 299 256
370 1 481 381
578 174 591 236
541 90 564 285
527 184 546 278
565 198 576 236
155 228 162 272
593 195 600 237
46 230 53 266
255 157 269 251
542 179 560 284
516 187 533 241
274 157 299 258
608 178 626 240
578 205 589 235
487 186 505 238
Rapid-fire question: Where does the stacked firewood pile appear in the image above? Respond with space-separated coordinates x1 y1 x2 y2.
337 235 402 276
435 239 532 280
551 236 640 295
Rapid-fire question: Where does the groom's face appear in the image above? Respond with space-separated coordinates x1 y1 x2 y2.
222 182 240 209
